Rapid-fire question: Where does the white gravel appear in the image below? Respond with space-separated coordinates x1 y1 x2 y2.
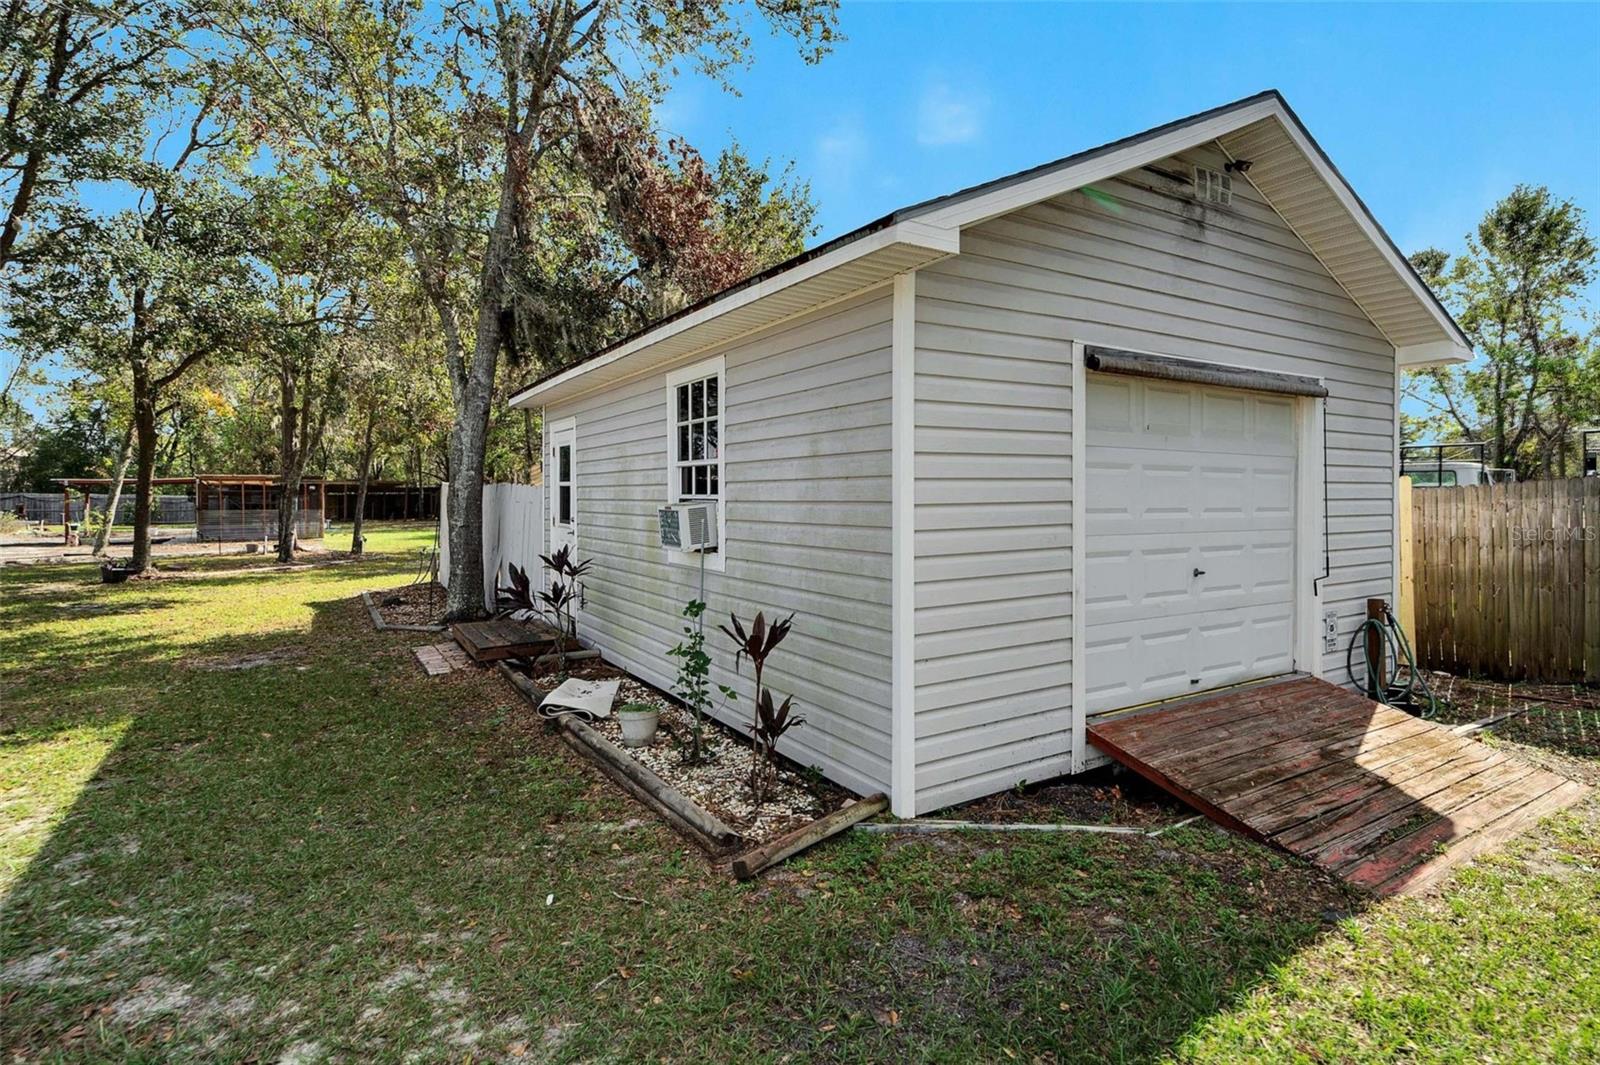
534 673 836 841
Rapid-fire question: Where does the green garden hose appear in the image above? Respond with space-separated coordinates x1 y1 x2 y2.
1346 604 1440 719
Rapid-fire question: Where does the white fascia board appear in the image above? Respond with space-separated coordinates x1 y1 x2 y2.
1396 340 1473 367
913 96 1470 359
911 99 1281 230
508 221 960 410
1263 112 1475 356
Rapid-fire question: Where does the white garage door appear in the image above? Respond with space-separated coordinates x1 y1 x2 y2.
1085 374 1298 714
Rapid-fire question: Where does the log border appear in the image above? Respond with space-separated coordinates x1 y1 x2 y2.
360 590 448 633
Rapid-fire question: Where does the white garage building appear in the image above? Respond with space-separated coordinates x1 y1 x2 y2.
508 91 1470 818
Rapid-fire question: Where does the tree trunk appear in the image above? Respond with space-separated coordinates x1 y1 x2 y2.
129 370 157 573
522 408 537 482
275 356 299 563
92 422 136 556
441 173 520 621
351 410 376 557
444 397 491 620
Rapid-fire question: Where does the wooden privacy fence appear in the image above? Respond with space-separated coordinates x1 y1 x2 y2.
1409 478 1600 684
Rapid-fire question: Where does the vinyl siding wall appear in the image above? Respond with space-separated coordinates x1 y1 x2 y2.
546 290 894 796
910 144 1396 811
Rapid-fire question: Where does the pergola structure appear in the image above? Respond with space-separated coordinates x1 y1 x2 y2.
53 474 328 545
320 481 440 522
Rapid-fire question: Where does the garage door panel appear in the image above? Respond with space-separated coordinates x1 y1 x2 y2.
1087 379 1296 457
1088 536 1294 625
1085 373 1300 715
1087 604 1297 710
1089 450 1295 535
1084 621 1192 709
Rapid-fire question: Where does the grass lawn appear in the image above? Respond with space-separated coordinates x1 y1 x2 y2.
320 520 440 556
2 528 1596 1062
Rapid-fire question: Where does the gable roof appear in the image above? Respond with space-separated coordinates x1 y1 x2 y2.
511 90 1470 409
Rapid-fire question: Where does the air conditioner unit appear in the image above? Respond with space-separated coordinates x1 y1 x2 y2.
658 501 718 551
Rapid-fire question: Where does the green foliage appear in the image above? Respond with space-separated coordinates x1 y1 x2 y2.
9 402 115 490
1406 185 1599 478
666 598 713 765
2 549 1597 1062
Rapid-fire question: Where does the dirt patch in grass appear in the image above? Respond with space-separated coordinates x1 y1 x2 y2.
1428 672 1600 780
184 647 304 672
938 768 1189 827
368 582 446 627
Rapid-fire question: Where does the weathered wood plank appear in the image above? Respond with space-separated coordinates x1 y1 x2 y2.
1087 675 1588 898
1409 479 1595 684
1282 748 1517 859
1309 759 1539 869
1089 676 1325 751
1244 730 1485 834
731 793 890 880
1344 770 1582 891
1370 779 1590 896
1197 716 1437 800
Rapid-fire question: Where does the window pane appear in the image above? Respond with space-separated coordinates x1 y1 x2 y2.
677 424 689 462
708 465 718 496
558 486 572 525
705 420 718 459
677 384 689 422
694 466 707 496
691 380 704 419
558 444 571 482
705 376 718 415
691 426 705 460
680 467 694 496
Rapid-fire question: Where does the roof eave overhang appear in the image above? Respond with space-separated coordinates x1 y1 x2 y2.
1394 340 1473 368
509 221 959 409
514 91 1473 409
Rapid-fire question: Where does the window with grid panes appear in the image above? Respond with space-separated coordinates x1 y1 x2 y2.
671 371 720 502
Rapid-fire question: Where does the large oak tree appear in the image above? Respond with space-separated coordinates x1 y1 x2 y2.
230 0 837 619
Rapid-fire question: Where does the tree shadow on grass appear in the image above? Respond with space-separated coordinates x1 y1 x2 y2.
0 568 1367 1063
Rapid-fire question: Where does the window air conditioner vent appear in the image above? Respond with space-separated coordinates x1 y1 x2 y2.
658 502 718 551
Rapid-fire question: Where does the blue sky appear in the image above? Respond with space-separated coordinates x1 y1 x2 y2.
13 2 1599 420
665 1 1600 263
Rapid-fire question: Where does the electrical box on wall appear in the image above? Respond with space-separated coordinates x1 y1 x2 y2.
1322 610 1340 654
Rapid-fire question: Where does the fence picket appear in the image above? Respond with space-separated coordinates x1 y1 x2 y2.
1411 479 1595 684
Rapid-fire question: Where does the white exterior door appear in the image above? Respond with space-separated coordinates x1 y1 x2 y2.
1084 374 1298 714
547 420 576 565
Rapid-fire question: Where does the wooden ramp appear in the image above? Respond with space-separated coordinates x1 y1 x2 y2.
1088 676 1588 896
449 618 571 664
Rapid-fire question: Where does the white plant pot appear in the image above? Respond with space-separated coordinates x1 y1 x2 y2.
618 708 660 748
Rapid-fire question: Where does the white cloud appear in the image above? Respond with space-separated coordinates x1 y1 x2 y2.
916 80 986 146
815 116 867 186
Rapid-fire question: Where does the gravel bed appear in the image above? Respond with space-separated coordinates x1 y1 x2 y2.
532 665 841 842
370 583 447 627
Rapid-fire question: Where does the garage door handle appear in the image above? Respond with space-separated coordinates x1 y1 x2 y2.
1193 568 1206 578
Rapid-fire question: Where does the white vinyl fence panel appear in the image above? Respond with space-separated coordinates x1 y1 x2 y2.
438 481 545 611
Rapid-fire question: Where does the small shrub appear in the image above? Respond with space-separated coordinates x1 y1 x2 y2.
719 610 801 806
666 599 713 765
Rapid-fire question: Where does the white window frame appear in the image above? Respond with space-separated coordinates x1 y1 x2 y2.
547 415 577 541
664 354 726 571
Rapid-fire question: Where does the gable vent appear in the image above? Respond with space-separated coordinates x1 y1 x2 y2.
1194 165 1233 206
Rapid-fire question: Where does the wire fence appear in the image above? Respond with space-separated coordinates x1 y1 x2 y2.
0 491 196 526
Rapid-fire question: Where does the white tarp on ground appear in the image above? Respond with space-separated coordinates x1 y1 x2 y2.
437 481 545 611
537 677 619 722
